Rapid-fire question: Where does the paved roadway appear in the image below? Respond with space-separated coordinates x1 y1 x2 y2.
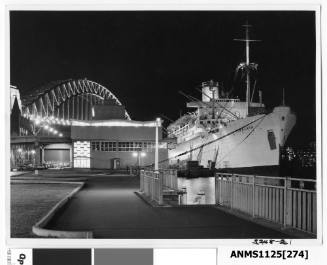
46 175 289 238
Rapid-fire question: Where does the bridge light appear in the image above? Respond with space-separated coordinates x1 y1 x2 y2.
53 130 58 135
31 150 36 155
35 118 41 125
17 148 22 153
49 128 54 132
44 125 49 130
59 133 63 137
132 152 138 157
141 152 146 157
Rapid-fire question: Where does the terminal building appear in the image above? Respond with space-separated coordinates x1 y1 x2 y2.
10 79 168 170
71 119 166 169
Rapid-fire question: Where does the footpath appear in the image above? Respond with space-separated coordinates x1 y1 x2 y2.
46 175 289 239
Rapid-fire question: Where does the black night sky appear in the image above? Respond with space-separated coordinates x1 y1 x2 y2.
10 11 316 147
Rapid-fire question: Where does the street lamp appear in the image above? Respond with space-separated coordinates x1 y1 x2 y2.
133 151 146 167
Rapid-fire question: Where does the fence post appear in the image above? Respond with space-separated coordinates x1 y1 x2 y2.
252 175 256 218
219 175 222 205
158 171 163 205
215 174 218 205
231 174 234 209
283 177 289 228
151 173 154 201
140 170 143 192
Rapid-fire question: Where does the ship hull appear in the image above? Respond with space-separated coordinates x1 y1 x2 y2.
168 106 296 171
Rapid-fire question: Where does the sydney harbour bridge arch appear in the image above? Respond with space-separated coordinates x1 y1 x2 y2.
22 78 131 123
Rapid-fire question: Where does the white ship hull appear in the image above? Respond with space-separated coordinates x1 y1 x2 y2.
168 106 296 170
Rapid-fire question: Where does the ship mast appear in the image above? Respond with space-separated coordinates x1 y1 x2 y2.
245 23 250 116
234 22 260 116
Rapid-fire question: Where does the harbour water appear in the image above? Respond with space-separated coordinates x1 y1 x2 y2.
178 177 216 205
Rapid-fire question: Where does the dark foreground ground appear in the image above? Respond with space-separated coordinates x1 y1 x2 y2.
46 174 290 239
11 182 79 237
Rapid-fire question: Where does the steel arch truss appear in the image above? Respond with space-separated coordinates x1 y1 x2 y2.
23 79 131 121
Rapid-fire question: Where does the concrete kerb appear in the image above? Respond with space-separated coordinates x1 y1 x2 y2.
26 181 94 238
11 178 88 183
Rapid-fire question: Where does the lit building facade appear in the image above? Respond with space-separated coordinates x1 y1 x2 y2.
71 120 168 169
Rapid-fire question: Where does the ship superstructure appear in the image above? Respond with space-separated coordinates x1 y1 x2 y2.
167 24 296 173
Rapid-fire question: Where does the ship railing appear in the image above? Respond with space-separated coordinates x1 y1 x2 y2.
140 169 178 205
211 98 241 103
215 173 317 235
173 124 190 136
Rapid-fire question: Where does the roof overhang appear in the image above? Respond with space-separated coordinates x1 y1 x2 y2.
71 119 161 128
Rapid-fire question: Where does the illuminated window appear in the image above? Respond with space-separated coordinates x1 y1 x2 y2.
91 141 100 151
143 142 155 151
91 141 117 152
89 141 163 152
101 142 106 151
108 142 116 151
74 141 90 168
134 142 142 151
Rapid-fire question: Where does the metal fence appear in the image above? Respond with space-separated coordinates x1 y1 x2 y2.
215 173 317 235
161 169 178 190
140 169 178 205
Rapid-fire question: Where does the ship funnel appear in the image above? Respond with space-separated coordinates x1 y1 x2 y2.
201 80 219 102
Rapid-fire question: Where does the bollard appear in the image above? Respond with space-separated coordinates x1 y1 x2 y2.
177 192 187 205
197 191 205 204
179 186 187 205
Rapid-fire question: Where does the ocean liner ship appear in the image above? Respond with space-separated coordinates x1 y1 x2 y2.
167 24 296 174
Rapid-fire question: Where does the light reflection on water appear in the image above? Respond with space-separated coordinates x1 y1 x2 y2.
177 177 215 205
